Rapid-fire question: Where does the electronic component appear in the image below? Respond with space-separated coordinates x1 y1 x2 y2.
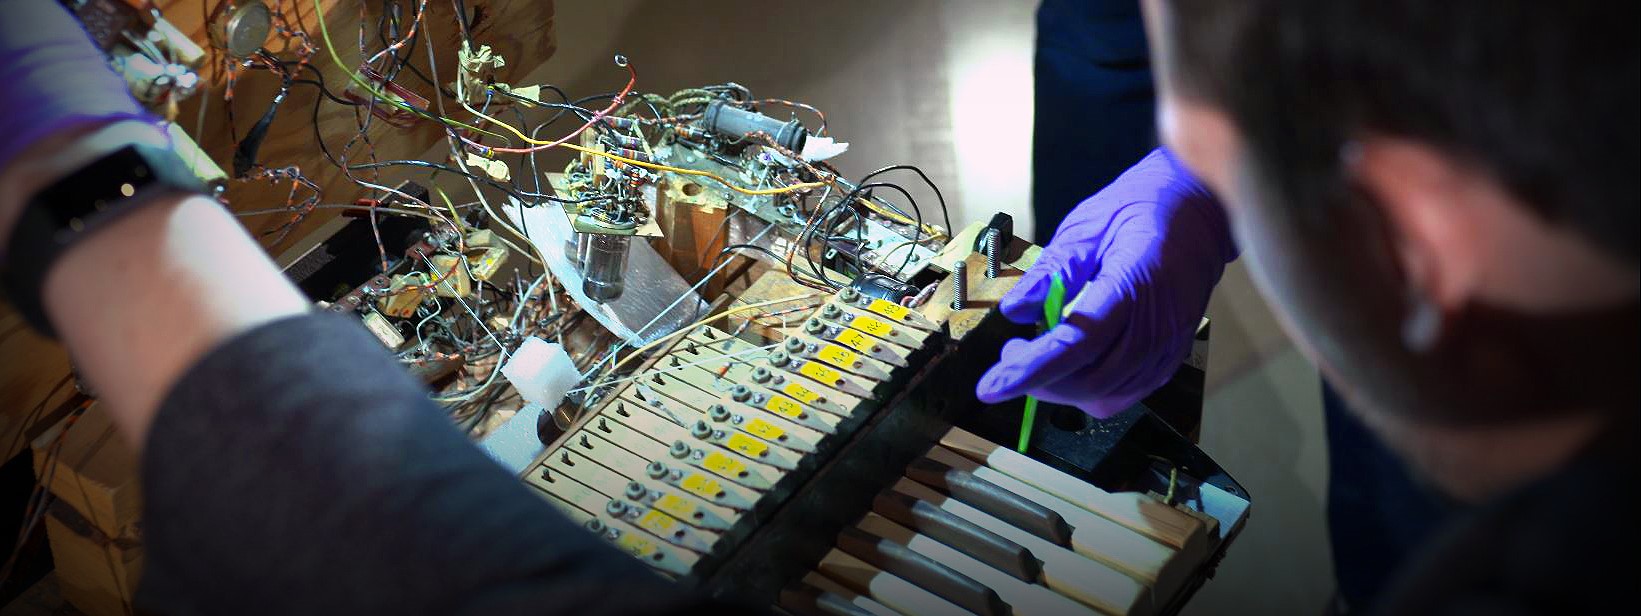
850 273 917 303
520 272 1248 614
576 233 630 303
701 99 808 152
207 1 272 59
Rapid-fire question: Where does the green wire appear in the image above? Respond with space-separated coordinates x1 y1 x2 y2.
1017 273 1066 453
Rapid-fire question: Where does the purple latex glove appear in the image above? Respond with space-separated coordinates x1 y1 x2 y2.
976 148 1237 417
0 0 151 173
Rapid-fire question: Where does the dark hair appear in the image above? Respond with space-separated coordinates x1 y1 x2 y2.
1161 0 1639 264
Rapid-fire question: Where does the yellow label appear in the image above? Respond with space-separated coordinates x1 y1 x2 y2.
636 509 678 536
867 298 911 321
701 450 749 479
652 493 698 522
725 432 769 458
834 329 876 353
679 472 725 500
764 396 806 419
852 315 896 338
782 382 821 404
744 418 787 441
799 361 845 385
816 344 860 368
614 530 658 558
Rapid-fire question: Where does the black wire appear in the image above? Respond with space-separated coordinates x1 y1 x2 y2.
378 0 459 99
856 164 951 233
452 0 476 47
810 181 925 286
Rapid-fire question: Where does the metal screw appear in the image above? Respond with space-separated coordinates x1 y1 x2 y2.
951 261 968 310
983 228 1001 279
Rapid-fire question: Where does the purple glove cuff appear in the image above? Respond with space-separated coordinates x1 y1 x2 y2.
0 0 152 173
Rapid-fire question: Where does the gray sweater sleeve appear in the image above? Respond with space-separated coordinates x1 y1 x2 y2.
136 313 738 615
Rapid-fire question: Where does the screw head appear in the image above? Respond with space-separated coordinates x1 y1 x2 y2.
669 441 691 459
625 481 647 500
708 404 732 422
646 461 668 479
751 367 772 383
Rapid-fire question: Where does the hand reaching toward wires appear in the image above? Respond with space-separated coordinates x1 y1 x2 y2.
975 148 1237 418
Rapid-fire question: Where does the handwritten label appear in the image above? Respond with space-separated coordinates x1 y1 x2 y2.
744 418 787 442
652 493 698 522
782 382 821 405
816 344 860 368
614 531 658 558
851 315 895 338
636 509 678 536
679 472 725 500
799 361 845 385
866 298 911 321
834 329 876 353
764 396 806 419
701 451 750 480
726 433 769 458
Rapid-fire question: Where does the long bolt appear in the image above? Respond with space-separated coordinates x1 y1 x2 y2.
983 228 1001 278
951 261 968 310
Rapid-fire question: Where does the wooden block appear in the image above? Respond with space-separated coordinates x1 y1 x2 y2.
30 404 142 616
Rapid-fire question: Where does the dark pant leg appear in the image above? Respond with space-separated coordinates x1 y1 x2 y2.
1323 382 1453 611
1031 0 1158 242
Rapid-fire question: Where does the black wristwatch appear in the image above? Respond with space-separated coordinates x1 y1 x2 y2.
0 142 207 337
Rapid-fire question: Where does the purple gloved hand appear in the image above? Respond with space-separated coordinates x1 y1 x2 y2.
0 0 150 172
976 148 1237 418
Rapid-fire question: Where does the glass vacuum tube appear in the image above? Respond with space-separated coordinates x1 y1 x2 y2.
577 232 630 302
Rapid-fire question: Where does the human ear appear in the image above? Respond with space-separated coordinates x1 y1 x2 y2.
1348 138 1485 350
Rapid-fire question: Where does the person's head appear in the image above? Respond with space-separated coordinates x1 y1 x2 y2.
1141 0 1639 501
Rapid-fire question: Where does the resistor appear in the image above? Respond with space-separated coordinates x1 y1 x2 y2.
602 133 644 149
950 261 968 310
673 124 710 141
609 147 653 164
599 116 640 131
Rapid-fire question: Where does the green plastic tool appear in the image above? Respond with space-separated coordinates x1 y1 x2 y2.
1017 273 1067 453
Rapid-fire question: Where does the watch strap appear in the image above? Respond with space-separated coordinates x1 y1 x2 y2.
1 142 207 337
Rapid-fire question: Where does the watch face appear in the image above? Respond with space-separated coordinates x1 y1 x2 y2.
37 146 163 238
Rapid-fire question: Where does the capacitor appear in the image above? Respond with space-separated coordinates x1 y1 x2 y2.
700 99 808 152
576 233 631 303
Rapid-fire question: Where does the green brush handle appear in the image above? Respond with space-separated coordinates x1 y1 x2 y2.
1017 273 1066 453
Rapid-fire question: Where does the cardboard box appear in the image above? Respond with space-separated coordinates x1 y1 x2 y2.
31 404 142 616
